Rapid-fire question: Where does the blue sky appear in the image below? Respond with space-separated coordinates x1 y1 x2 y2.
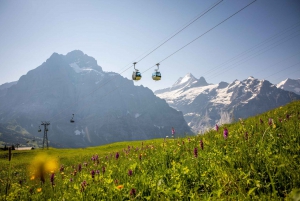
0 0 299 91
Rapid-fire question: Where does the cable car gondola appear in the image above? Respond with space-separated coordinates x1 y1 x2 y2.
70 114 75 123
38 126 41 132
132 62 141 81
152 63 161 81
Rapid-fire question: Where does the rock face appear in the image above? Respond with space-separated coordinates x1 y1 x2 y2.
155 74 300 132
0 50 191 148
277 78 300 95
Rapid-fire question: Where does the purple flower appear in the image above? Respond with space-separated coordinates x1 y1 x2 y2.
223 128 228 139
50 173 55 186
78 164 82 172
215 124 219 132
102 166 105 175
130 188 136 197
91 170 95 179
194 148 198 158
81 181 87 191
60 165 64 172
260 118 264 124
268 118 273 126
96 170 100 175
128 169 133 176
115 152 120 160
200 140 203 150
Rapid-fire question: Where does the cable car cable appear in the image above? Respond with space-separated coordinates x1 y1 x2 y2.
141 0 257 75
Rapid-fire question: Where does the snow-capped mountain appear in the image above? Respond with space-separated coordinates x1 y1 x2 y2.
155 74 300 132
0 50 191 147
277 78 300 95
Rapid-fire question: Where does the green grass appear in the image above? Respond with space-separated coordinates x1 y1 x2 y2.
1 101 300 200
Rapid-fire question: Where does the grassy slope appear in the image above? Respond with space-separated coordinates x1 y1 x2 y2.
0 101 300 200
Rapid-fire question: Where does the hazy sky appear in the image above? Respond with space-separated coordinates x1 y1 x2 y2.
0 0 300 91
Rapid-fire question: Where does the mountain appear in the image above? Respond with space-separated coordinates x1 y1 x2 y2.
276 78 300 95
155 74 300 132
0 50 191 148
0 81 17 98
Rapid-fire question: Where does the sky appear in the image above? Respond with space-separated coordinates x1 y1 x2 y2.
0 0 300 92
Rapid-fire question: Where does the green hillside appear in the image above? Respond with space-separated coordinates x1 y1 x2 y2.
1 101 300 200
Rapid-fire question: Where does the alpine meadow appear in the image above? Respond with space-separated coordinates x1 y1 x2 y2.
1 101 300 200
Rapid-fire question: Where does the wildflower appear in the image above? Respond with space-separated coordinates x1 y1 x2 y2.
268 118 273 126
278 118 282 123
28 153 58 184
130 188 136 197
200 140 203 150
96 170 100 175
91 170 95 179
37 188 42 193
215 124 219 131
70 178 73 182
50 173 55 186
115 152 119 160
78 164 82 172
73 170 77 176
81 181 87 191
182 140 185 145
128 169 133 177
260 118 264 124
60 165 64 172
102 166 105 175
194 148 198 158
30 176 35 180
139 154 142 161
245 132 248 140
286 114 290 120
223 128 228 139
116 185 124 190
83 162 87 167
114 179 119 184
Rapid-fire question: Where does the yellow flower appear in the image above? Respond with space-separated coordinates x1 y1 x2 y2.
28 153 58 182
37 188 42 193
116 185 124 190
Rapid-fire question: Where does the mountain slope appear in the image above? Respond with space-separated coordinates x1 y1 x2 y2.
155 74 300 132
277 78 300 95
0 50 191 147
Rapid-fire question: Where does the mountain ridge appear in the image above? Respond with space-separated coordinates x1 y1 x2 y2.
155 73 300 132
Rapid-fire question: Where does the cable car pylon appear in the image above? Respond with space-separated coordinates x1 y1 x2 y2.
40 121 50 149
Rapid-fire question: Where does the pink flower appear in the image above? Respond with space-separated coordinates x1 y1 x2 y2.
223 128 228 139
215 124 219 131
200 140 203 150
194 148 198 158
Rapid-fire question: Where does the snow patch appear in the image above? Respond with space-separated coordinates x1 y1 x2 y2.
74 130 81 135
